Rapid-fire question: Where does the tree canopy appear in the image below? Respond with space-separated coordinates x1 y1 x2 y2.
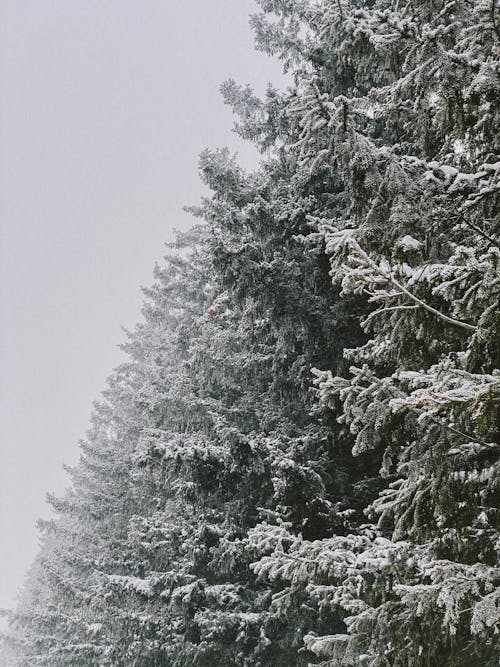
2 1 498 665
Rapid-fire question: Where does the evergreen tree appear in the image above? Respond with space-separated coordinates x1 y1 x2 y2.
247 1 499 665
2 1 498 666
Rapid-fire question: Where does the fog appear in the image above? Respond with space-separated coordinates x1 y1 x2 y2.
0 0 282 617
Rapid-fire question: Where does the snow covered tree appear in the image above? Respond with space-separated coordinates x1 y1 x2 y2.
2 1 498 666
247 0 499 665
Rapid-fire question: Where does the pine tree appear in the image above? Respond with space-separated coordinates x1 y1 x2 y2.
248 1 499 665
2 1 498 666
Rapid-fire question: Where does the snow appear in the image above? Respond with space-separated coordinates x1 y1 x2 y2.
396 235 422 252
107 575 152 596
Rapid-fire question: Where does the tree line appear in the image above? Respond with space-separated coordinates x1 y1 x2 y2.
2 1 498 665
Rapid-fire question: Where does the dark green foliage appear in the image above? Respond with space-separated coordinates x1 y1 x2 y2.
2 2 498 666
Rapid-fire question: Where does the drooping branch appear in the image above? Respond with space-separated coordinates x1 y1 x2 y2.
346 237 478 332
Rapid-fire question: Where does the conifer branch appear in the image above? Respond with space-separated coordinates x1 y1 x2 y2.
452 206 499 247
349 238 478 332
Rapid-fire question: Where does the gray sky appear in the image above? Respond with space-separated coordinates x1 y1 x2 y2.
0 0 282 616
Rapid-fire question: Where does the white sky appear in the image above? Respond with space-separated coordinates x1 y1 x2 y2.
0 0 283 616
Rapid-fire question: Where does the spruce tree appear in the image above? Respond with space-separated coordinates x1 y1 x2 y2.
2 1 498 666
248 1 499 665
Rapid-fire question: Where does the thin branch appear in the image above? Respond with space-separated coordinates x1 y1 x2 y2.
452 205 499 247
363 289 405 299
362 304 419 326
441 421 493 447
425 412 494 448
351 238 478 332
369 304 419 313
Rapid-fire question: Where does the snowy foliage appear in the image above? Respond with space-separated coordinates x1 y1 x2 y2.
1 1 498 666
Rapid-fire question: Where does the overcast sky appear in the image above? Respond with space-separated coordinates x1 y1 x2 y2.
0 0 283 617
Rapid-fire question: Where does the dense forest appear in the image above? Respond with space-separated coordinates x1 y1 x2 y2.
1 1 499 665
